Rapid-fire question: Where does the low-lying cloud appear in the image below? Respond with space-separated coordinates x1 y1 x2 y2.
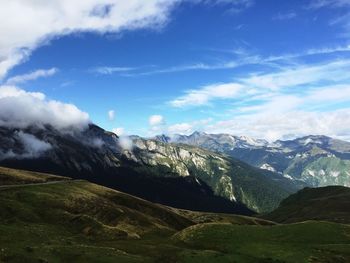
0 86 90 131
0 131 52 160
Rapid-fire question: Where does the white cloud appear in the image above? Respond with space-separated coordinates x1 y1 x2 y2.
148 118 212 136
112 127 125 136
170 83 242 107
108 110 115 121
170 59 350 108
0 0 180 79
203 0 254 13
93 66 135 75
119 136 134 151
242 59 350 91
206 110 350 142
17 131 52 155
308 0 350 9
0 85 90 130
149 115 165 126
0 131 52 160
168 58 350 141
168 123 193 134
5 68 58 85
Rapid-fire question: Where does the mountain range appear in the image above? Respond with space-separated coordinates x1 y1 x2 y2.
159 132 350 188
0 124 307 214
1 124 350 214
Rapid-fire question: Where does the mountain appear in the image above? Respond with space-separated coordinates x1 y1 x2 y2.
0 125 253 215
0 124 303 213
129 136 304 213
1 166 350 263
263 185 350 224
165 132 350 188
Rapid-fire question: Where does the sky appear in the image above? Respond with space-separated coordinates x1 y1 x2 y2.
1 0 350 141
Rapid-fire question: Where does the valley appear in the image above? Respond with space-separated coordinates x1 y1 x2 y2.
1 167 350 263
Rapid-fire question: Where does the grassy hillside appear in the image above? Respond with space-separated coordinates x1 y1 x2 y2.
0 166 70 185
263 186 350 224
0 167 350 262
173 221 350 263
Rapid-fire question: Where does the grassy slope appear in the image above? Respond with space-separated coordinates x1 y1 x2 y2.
0 166 70 185
173 221 350 263
0 167 350 262
263 186 350 224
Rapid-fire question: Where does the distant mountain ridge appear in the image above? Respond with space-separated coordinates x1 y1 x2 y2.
0 124 304 213
158 132 350 188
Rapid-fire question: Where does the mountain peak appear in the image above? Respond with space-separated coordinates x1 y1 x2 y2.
190 131 207 137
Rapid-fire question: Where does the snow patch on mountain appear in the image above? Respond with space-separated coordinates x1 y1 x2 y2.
260 163 276 172
330 171 340 177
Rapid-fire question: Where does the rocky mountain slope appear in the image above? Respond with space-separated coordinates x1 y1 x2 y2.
128 136 304 213
163 132 350 188
0 124 303 213
0 125 252 214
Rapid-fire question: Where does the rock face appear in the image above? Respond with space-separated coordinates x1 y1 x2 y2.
164 132 350 188
0 124 302 213
127 136 304 213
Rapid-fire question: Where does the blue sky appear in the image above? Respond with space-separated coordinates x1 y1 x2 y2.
1 0 350 141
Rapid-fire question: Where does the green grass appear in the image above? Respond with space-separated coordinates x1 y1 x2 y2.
263 186 350 224
0 166 70 185
0 166 350 262
173 222 350 263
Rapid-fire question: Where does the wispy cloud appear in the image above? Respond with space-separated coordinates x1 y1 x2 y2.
198 0 254 14
5 68 58 85
307 0 350 38
272 12 297 21
122 61 242 77
92 66 136 75
108 110 115 121
170 83 242 108
0 0 256 80
307 0 350 9
0 1 181 79
169 58 350 108
167 55 350 140
115 44 350 77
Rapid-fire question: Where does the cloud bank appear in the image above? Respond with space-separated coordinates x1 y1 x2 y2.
0 86 90 130
167 58 350 141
